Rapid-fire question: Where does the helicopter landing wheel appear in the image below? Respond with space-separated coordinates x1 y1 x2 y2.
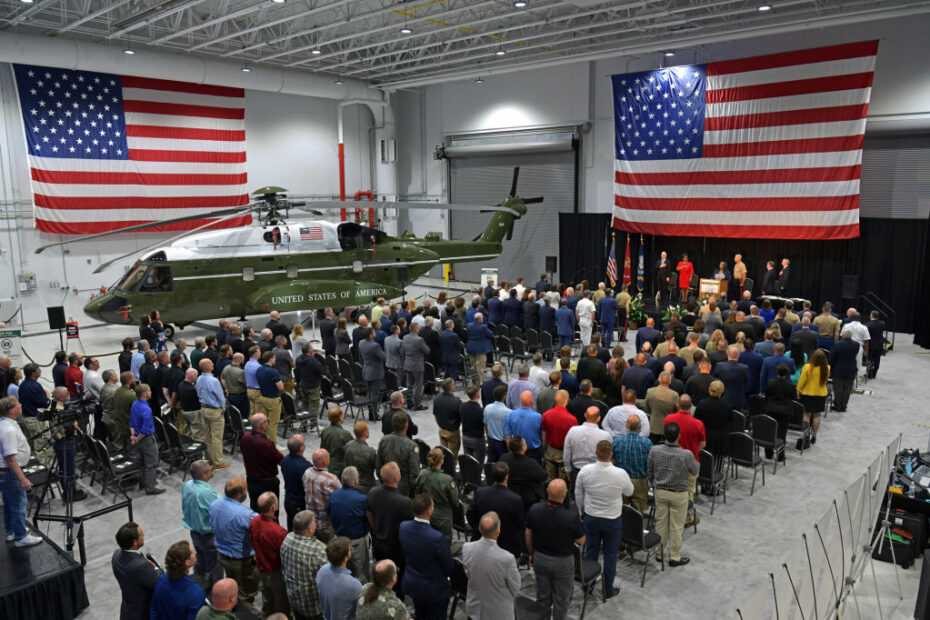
164 324 175 340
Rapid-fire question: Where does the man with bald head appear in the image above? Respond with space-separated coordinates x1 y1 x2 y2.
462 511 521 619
622 353 655 399
178 367 204 443
209 477 259 611
611 414 652 513
563 406 611 484
712 345 750 410
183 460 222 587
249 491 291 617
526 478 585 620
196 358 229 469
241 412 283 515
302 448 340 543
367 462 414 587
645 371 680 443
664 395 706 510
195 578 238 619
541 389 576 482
636 317 661 353
280 510 327 620
265 310 291 349
505 390 543 462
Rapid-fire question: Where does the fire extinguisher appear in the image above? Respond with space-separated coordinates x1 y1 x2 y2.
449 268 455 281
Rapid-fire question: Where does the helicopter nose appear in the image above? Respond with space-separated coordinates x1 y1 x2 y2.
86 294 131 324
83 297 103 322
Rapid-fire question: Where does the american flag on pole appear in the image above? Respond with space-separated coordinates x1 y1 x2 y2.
299 226 324 241
611 40 878 240
606 233 617 287
13 64 250 234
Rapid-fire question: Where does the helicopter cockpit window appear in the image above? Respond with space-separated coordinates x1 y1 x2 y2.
139 266 173 293
116 263 147 291
262 227 282 244
337 223 387 251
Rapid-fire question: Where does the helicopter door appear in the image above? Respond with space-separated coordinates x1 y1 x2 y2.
139 265 173 292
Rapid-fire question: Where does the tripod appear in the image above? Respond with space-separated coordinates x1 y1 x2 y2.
30 422 133 564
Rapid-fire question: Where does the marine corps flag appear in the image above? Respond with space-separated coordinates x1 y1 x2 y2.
636 234 645 292
622 234 632 287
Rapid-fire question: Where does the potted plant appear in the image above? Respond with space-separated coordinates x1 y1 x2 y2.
628 294 647 330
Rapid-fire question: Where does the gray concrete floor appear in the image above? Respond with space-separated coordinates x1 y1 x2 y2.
11 312 928 620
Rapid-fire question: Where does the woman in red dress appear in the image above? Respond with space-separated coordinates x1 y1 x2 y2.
676 253 695 302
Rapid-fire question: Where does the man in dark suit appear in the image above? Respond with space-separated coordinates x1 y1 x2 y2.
761 261 777 295
776 258 790 296
438 320 463 381
829 329 860 412
576 345 607 394
712 346 750 410
466 462 525 557
487 294 503 325
792 317 820 358
399 494 453 620
359 327 385 421
738 339 764 396
381 391 418 438
481 364 507 407
567 379 598 425
319 308 337 357
420 317 441 370
622 354 656 399
865 311 885 378
759 343 797 389
265 311 291 349
657 343 685 379
635 318 661 353
655 251 672 305
111 522 163 620
724 313 755 345
402 323 430 411
502 289 524 328
737 291 754 316
368 462 415 589
523 294 540 332
535 275 549 297
539 300 557 336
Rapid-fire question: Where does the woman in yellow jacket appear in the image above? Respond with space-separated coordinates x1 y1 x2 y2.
796 349 830 445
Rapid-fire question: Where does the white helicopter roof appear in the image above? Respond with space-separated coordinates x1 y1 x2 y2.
151 220 342 261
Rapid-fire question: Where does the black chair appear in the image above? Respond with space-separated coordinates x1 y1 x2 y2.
164 421 205 480
337 357 352 381
497 335 514 370
742 277 754 296
573 543 605 619
510 338 531 370
787 400 811 454
539 330 556 361
324 355 339 379
439 445 456 479
457 454 482 498
423 362 439 396
495 323 509 337
92 438 143 501
483 462 495 484
225 404 251 456
321 376 347 412
752 414 785 473
336 378 370 421
524 328 540 353
448 558 468 619
697 448 725 514
414 439 431 469
281 391 316 437
621 504 664 587
730 410 748 433
728 431 765 495
351 362 365 389
509 325 523 340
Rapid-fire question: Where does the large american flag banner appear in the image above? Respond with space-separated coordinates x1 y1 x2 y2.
611 40 878 240
13 64 251 234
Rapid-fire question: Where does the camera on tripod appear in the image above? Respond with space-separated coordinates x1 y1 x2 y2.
37 393 95 428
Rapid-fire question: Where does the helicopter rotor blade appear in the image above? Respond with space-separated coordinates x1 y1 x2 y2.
522 197 545 204
509 166 520 198
92 206 260 274
34 204 254 254
296 201 522 217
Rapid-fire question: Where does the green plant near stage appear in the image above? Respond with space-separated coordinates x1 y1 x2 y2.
628 294 648 326
661 304 692 324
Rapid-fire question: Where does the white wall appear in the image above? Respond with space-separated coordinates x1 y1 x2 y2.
0 63 373 332
397 13 930 219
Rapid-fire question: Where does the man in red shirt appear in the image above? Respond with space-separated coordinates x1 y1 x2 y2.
663 394 706 506
240 413 284 516
249 491 291 618
64 352 84 397
541 390 577 482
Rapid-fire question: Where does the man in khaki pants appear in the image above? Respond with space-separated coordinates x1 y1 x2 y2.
647 421 699 567
196 359 231 470
244 345 262 412
254 351 284 440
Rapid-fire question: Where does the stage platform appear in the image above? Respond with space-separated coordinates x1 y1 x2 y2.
0 523 89 620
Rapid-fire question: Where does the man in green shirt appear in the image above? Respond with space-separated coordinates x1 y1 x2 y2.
112 371 137 449
183 460 222 586
190 337 206 375
344 421 378 494
195 578 238 620
320 406 353 478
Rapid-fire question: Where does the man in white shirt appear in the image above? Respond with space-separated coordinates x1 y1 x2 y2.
575 292 596 346
563 406 611 480
844 310 870 375
602 388 651 438
528 353 549 391
512 278 526 300
0 396 42 546
575 440 633 599
83 357 105 399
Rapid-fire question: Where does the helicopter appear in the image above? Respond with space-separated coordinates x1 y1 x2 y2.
36 168 542 337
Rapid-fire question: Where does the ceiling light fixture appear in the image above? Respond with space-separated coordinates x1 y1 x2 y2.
311 48 322 55
664 51 675 57
20 0 35 4
513 1 528 7
241 65 252 72
758 3 772 11
475 77 484 83
271 0 286 4
334 78 344 85
123 47 136 55
496 49 506 56
400 15 412 34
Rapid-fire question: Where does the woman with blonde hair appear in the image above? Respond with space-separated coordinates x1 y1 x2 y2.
291 322 308 359
705 329 725 356
797 348 830 445
413 447 458 544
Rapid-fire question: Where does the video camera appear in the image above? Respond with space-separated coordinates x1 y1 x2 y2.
38 392 96 427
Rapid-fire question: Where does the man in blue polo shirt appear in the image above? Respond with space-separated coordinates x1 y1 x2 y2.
129 383 165 495
17 363 51 464
210 477 260 612
182 459 222 586
483 385 511 463
255 351 284 441
195 358 229 470
244 345 262 414
505 390 543 462
326 466 371 583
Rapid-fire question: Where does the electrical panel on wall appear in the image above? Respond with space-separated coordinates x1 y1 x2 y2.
379 139 396 164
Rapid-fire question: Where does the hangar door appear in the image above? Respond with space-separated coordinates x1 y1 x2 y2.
449 149 577 284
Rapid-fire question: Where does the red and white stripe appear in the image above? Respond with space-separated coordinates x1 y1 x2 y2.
612 40 878 240
31 76 249 234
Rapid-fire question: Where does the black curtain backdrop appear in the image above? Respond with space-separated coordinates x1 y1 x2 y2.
914 212 930 348
559 215 926 334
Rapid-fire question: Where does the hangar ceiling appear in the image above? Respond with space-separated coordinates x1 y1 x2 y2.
0 0 926 89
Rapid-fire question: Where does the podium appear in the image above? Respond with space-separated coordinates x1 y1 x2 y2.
699 278 728 297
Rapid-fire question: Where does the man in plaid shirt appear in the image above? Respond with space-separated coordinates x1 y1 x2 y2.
647 422 699 567
611 414 652 513
280 510 328 620
302 449 340 543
